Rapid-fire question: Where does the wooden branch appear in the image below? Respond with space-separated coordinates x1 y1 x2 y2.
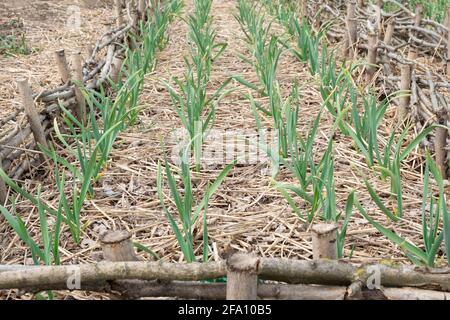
258 259 450 291
111 281 346 300
0 123 51 180
91 24 132 58
0 125 33 160
2 258 450 295
34 84 70 100
0 108 22 127
0 119 51 163
383 287 450 300
11 154 42 180
4 273 450 300
2 141 36 172
345 280 367 299
99 45 116 83
394 25 443 43
0 261 227 290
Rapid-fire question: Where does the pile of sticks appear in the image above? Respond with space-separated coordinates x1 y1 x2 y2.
0 0 148 202
310 0 450 178
1 225 450 300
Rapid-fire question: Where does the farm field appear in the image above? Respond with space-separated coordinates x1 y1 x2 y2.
0 0 449 300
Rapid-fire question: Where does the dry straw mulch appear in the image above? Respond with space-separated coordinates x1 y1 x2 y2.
0 0 443 299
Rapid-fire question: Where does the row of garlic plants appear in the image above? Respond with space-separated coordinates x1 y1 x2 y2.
248 0 449 265
158 0 235 263
0 0 183 283
235 0 349 258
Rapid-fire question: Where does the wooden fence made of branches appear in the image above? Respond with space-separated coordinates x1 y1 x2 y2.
1 227 450 300
0 0 149 202
306 0 450 178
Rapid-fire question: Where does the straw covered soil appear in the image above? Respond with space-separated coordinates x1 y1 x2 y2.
0 0 446 299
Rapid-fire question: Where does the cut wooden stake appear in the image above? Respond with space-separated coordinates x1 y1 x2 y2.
54 49 71 84
110 52 125 83
115 0 124 27
86 44 94 59
408 47 418 61
383 18 395 45
446 7 450 77
400 45 417 122
366 31 378 83
407 4 422 61
444 6 450 29
100 230 139 299
138 0 145 20
312 223 338 260
100 230 139 262
129 0 138 27
413 4 423 27
0 157 7 204
226 253 259 300
344 1 357 59
71 51 86 123
16 78 48 160
435 112 448 179
357 0 364 9
399 64 412 121
376 0 383 36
